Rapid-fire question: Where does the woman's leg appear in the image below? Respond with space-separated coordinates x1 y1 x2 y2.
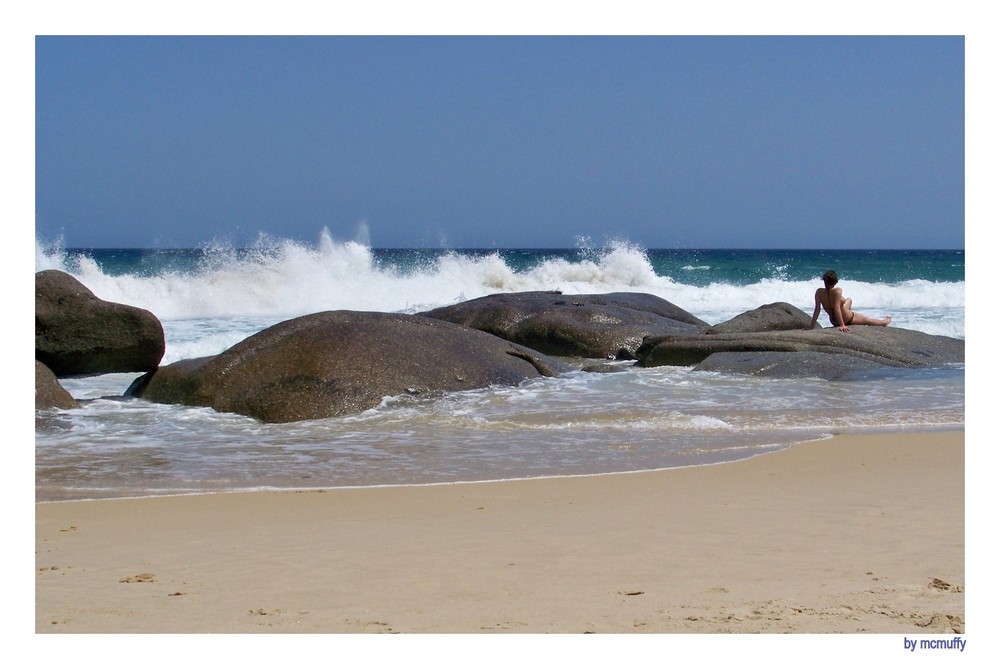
840 298 854 326
851 312 892 327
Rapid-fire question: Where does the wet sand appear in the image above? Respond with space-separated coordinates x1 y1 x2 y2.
35 431 963 637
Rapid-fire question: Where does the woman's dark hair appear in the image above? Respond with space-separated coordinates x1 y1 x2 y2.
822 270 838 287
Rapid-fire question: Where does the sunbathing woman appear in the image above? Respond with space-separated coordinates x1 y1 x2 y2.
806 270 892 332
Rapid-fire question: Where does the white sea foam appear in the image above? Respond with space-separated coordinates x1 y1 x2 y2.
34 230 964 339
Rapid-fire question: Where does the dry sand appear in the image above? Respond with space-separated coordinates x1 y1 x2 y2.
35 431 963 636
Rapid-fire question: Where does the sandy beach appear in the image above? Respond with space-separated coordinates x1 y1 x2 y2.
34 430 964 636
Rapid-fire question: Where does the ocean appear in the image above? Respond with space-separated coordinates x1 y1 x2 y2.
34 230 965 502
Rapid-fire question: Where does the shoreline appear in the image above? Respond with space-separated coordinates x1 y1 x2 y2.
36 430 964 635
35 425 965 505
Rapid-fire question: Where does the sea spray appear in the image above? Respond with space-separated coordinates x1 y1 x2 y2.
35 230 964 337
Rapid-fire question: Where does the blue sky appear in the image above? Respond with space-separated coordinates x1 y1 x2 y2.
35 35 964 249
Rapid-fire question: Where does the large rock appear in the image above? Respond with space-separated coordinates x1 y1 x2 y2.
36 270 165 377
693 351 892 380
127 310 567 423
635 326 964 377
35 360 78 410
706 302 813 334
420 291 708 359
